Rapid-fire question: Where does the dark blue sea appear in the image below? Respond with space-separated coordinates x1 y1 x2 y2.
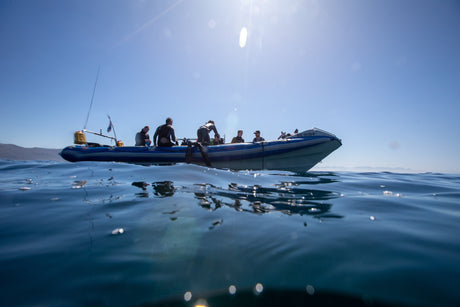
1 159 459 307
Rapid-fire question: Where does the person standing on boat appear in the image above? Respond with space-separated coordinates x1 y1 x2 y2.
253 130 265 142
135 126 151 146
154 117 178 147
197 120 218 145
231 130 244 143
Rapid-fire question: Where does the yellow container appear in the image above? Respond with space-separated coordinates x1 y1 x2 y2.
116 140 124 147
74 131 87 144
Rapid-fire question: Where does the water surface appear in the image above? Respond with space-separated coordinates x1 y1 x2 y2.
0 160 459 306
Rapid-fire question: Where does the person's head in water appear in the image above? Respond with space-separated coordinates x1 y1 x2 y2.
166 118 173 125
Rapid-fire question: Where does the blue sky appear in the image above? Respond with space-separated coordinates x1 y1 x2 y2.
1 0 459 173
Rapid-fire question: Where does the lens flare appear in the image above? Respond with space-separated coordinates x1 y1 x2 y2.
254 283 263 294
306 285 315 295
184 291 192 301
195 298 208 307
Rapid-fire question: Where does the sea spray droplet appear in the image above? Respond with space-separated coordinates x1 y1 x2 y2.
72 180 87 189
209 219 223 230
111 228 124 235
212 219 223 226
200 199 211 206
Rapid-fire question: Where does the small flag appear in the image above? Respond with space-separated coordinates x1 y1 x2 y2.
107 116 113 133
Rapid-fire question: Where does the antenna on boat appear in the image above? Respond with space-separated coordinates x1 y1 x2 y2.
73 67 124 147
83 66 100 130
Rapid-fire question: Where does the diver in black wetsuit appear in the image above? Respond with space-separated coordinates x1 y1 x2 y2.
153 117 178 147
197 120 218 145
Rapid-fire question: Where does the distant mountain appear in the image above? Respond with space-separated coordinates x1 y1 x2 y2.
0 143 65 162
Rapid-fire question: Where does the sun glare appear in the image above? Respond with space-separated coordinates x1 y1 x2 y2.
239 27 248 48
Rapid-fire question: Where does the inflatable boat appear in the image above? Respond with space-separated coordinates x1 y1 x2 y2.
60 128 341 172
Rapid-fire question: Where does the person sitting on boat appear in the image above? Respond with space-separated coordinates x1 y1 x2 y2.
286 129 298 138
253 130 265 143
279 128 298 139
211 133 224 145
197 120 218 145
278 131 287 140
231 130 244 143
135 126 151 146
154 117 178 147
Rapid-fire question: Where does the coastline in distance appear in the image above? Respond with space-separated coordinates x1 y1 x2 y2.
0 143 64 162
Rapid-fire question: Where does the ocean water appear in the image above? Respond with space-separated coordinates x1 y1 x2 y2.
0 159 459 307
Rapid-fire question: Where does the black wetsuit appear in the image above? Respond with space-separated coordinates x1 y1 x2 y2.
135 131 150 146
197 123 218 145
154 124 176 147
